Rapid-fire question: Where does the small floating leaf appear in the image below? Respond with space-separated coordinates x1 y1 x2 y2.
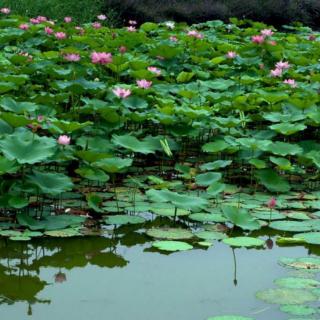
256 288 317 305
152 240 193 252
146 228 193 240
223 237 264 248
104 215 146 225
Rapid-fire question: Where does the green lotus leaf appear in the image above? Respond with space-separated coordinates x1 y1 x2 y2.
189 212 227 223
200 160 232 171
112 134 156 154
269 221 314 232
150 207 190 217
76 166 109 182
274 277 320 289
207 316 254 320
256 169 290 193
222 205 261 230
279 257 320 270
256 288 317 305
152 240 193 252
280 305 317 316
269 123 306 135
294 232 320 245
146 189 208 211
260 142 303 156
195 231 228 241
146 228 194 240
223 237 264 247
27 170 74 195
104 215 146 225
0 131 56 164
195 172 222 186
202 140 229 153
94 157 133 173
45 228 81 237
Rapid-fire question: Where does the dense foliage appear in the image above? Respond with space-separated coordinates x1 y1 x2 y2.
0 10 319 240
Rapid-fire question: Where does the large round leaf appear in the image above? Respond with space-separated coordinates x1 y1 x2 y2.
223 237 264 248
0 131 56 164
152 240 193 252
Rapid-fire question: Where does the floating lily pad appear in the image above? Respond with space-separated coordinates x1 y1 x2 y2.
294 232 320 245
44 228 81 237
104 215 146 225
207 316 254 320
279 257 320 270
269 221 314 232
274 277 320 289
151 207 189 217
195 231 228 241
189 212 227 223
256 288 317 305
280 305 317 316
222 237 264 248
152 240 193 252
146 228 193 240
9 236 31 241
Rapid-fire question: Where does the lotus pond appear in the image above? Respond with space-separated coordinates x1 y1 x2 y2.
0 9 320 320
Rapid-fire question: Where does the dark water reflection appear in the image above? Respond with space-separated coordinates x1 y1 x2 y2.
0 228 317 320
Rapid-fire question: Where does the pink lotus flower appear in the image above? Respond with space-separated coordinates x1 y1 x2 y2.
55 32 66 39
148 66 161 76
97 14 107 20
127 26 136 32
283 79 297 88
170 36 178 42
119 46 127 54
0 8 10 14
129 20 137 25
270 68 282 77
64 53 80 62
37 115 44 122
268 40 277 46
30 18 40 24
91 52 112 64
19 24 29 30
276 60 290 70
187 30 203 39
57 135 71 145
37 16 47 22
92 22 101 29
252 35 265 44
137 79 152 89
226 51 237 59
261 29 274 36
45 26 54 35
113 87 131 98
64 16 72 23
267 197 277 209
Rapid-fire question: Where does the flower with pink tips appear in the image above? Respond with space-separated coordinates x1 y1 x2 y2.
267 197 277 209
64 53 80 62
276 60 290 70
113 87 131 99
270 68 283 77
226 51 237 59
97 14 107 20
252 35 265 44
261 29 274 37
19 24 29 30
37 16 47 22
55 32 66 39
119 46 127 54
170 36 178 42
64 16 72 23
0 7 10 14
45 26 54 35
92 22 101 29
30 18 40 24
127 26 136 32
187 30 203 39
148 66 161 76
283 79 297 88
137 79 152 89
91 52 112 64
57 135 71 145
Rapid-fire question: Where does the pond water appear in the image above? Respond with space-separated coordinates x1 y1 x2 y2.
0 230 317 320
